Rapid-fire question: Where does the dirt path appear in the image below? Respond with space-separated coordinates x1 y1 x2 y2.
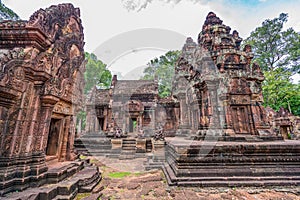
76 156 300 200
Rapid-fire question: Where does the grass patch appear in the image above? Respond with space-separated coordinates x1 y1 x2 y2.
79 155 87 160
90 158 99 164
108 171 132 179
76 192 90 200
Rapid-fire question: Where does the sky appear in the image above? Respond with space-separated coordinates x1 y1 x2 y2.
2 0 300 80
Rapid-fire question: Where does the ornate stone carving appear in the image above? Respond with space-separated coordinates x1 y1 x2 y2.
173 12 272 137
0 3 85 195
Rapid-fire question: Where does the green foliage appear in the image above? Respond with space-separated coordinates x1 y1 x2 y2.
262 68 300 116
78 52 112 132
0 1 19 20
141 50 181 97
79 155 87 160
244 13 300 116
108 172 131 179
244 13 300 74
84 52 112 94
75 192 91 200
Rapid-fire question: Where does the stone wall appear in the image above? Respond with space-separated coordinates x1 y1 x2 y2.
0 3 85 194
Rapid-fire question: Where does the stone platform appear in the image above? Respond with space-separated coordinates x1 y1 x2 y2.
163 138 300 187
75 132 153 159
3 159 101 200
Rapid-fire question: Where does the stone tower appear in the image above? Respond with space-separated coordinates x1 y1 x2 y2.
173 12 273 138
164 12 300 187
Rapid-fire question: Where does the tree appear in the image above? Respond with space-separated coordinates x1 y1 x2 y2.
244 13 300 116
244 13 300 74
262 68 300 116
0 1 19 21
141 50 181 97
77 52 112 132
84 52 112 94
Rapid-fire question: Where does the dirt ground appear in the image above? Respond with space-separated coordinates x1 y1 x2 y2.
76 156 300 200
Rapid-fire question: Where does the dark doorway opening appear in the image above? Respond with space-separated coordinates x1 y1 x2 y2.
98 117 104 131
129 118 137 132
46 118 61 156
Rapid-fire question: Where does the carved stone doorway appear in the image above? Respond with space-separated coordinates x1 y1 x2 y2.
98 117 104 131
46 118 63 157
129 117 137 133
231 106 250 134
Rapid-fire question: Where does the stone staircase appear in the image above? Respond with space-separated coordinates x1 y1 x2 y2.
4 160 101 200
74 132 121 157
119 138 136 159
145 140 166 170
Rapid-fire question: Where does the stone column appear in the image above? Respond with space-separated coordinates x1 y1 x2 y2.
59 116 70 162
39 96 59 152
179 94 189 129
176 93 190 136
25 86 40 153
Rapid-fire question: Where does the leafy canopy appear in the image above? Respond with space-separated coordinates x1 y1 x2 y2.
141 50 181 97
263 68 300 116
84 52 112 94
244 13 300 116
244 13 300 74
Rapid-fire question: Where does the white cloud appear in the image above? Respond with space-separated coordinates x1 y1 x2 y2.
2 0 299 78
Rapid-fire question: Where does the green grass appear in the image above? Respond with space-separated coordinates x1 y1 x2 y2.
76 192 91 200
79 155 87 160
90 158 99 164
108 172 132 179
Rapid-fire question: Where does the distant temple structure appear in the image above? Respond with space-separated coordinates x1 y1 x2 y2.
0 4 100 197
85 75 179 137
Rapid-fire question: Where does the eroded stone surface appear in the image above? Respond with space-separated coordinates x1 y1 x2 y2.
0 3 86 196
77 156 300 200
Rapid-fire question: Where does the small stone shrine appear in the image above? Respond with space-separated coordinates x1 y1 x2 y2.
77 75 180 158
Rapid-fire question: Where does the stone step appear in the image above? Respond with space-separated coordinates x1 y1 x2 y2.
122 146 135 149
119 154 135 160
163 163 300 187
121 150 135 154
176 180 300 187
47 162 84 184
5 162 101 200
122 141 136 145
122 144 136 147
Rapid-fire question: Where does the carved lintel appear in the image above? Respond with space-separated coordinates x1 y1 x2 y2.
40 95 59 107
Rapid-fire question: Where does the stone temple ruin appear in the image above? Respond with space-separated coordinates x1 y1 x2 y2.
0 4 101 199
163 12 300 186
0 3 300 198
79 11 300 187
76 75 179 159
